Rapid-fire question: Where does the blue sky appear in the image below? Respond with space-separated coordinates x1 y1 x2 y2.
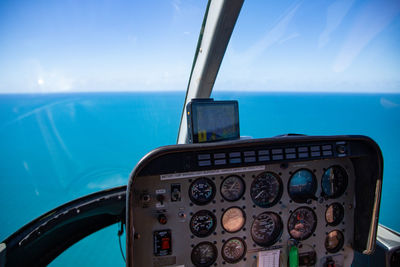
0 0 399 93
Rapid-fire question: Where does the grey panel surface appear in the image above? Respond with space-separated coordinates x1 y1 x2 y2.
131 158 355 267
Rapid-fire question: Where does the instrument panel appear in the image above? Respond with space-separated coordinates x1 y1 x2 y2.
126 136 383 267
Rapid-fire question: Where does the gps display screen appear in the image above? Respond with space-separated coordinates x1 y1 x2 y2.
189 100 239 143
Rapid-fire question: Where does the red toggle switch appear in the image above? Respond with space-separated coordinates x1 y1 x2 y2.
161 237 170 250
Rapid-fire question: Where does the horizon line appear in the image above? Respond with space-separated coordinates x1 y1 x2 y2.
0 89 400 95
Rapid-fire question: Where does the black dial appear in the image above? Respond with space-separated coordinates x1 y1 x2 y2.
191 241 218 267
190 210 217 237
325 202 344 226
251 212 283 247
325 230 344 253
221 237 247 264
250 172 283 208
288 169 317 203
220 175 245 201
189 177 216 205
288 207 317 240
322 166 348 198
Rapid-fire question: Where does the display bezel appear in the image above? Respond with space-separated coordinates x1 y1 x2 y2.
188 100 239 143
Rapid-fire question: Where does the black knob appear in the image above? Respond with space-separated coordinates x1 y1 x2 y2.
141 194 151 202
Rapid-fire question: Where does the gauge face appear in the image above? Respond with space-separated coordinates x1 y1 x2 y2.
250 172 283 208
288 207 317 240
322 166 348 198
325 230 344 253
251 212 283 247
325 203 344 226
288 169 317 203
221 207 245 233
190 210 217 237
220 175 245 201
191 241 218 267
189 177 216 205
221 237 247 264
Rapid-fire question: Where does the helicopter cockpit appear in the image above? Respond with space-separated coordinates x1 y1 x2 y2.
1 1 399 267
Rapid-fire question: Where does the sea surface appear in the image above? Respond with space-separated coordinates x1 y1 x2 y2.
0 92 399 266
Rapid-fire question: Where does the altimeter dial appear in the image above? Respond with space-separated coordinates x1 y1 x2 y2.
250 172 282 208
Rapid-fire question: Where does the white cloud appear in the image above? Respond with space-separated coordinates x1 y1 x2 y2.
1 59 76 93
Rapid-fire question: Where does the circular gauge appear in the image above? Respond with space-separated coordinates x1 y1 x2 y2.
220 175 245 201
322 166 348 198
325 230 344 253
288 207 317 240
221 207 246 233
222 237 247 264
288 169 317 203
325 203 344 226
191 241 218 267
251 212 283 247
250 172 283 208
189 177 216 205
190 210 217 237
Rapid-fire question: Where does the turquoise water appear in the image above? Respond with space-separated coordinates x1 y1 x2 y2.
0 92 399 265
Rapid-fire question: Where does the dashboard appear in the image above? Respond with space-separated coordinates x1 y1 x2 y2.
126 135 383 267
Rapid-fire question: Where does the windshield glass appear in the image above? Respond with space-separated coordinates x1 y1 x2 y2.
215 0 400 93
212 0 400 233
0 0 207 264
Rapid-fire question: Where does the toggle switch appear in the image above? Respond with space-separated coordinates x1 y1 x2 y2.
157 194 165 205
158 214 167 225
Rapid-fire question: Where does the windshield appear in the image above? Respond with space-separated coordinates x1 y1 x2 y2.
0 0 207 265
214 0 400 93
211 0 400 233
1 0 399 266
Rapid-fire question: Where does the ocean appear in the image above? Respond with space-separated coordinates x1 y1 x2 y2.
0 92 399 266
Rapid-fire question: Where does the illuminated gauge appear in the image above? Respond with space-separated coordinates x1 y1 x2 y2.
221 207 246 233
189 177 216 205
325 203 344 226
322 166 348 198
220 175 245 201
288 169 317 203
288 207 317 240
325 230 344 253
250 172 283 208
251 212 283 247
191 241 218 267
190 210 217 237
221 237 247 264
